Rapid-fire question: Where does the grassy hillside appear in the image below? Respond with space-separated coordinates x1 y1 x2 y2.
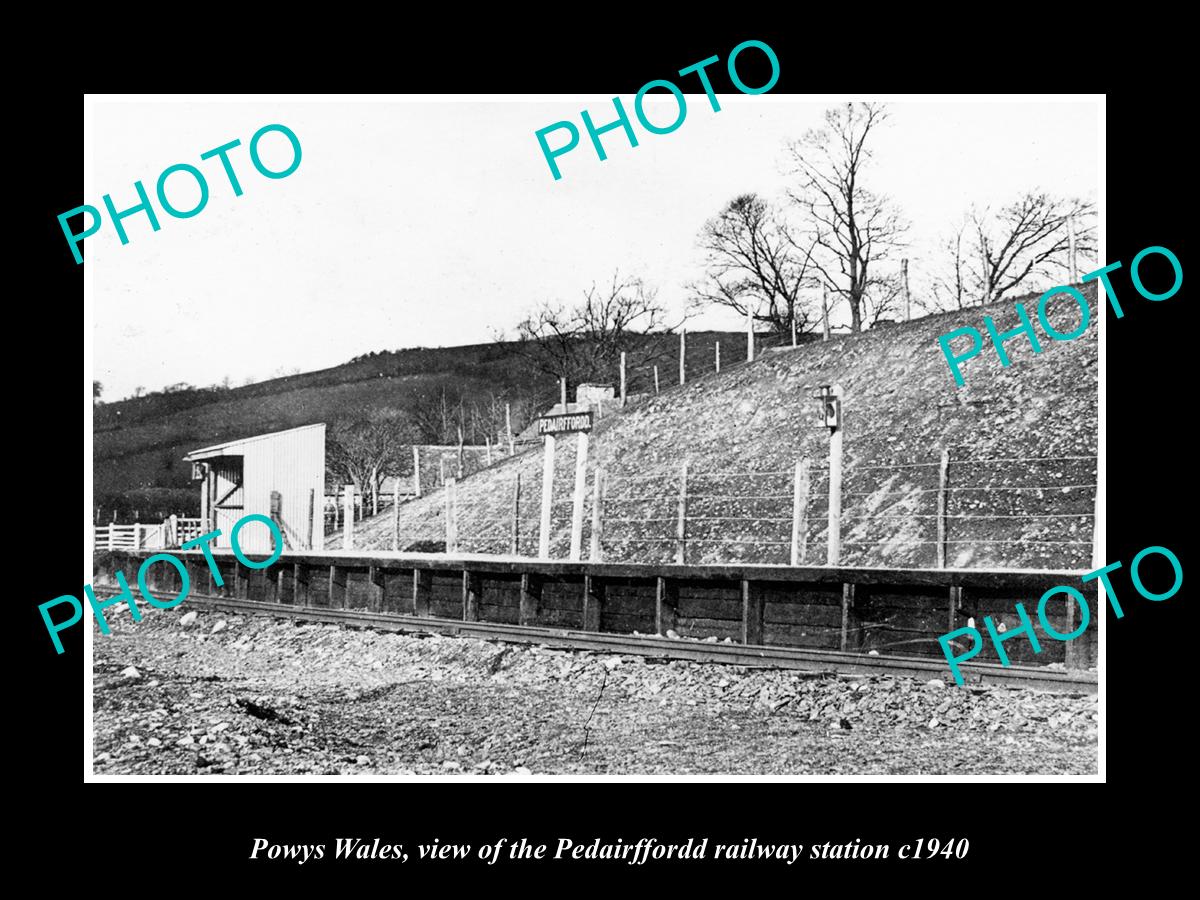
92 331 758 520
334 286 1098 570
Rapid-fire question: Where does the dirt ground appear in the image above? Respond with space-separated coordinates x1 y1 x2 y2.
92 608 1098 776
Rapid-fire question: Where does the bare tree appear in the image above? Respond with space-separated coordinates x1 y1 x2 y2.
409 388 458 445
927 220 971 312
861 273 906 327
970 192 1096 305
513 271 674 390
688 193 819 335
784 103 907 332
408 386 531 447
326 411 418 513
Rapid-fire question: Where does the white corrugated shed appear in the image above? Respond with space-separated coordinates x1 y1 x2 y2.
184 424 326 552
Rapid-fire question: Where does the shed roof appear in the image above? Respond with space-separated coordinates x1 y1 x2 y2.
184 423 326 461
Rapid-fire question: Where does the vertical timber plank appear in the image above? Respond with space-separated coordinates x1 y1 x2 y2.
655 576 677 636
741 579 765 645
463 570 481 622
949 585 962 634
840 583 855 651
369 565 386 613
412 568 432 617
582 574 604 632
293 563 310 607
520 573 541 626
329 565 347 609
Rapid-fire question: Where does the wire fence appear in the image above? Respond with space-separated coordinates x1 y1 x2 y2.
442 446 1096 569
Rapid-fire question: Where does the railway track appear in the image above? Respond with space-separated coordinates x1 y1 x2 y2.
174 593 1097 693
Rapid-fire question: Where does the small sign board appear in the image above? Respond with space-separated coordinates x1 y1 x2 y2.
812 385 841 430
537 411 593 436
823 397 841 429
191 461 209 481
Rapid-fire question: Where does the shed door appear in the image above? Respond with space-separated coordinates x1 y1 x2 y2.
211 457 244 547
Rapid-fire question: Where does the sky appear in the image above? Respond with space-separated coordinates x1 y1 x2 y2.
86 96 1100 401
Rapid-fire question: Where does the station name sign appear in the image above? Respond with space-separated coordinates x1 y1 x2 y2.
537 411 593 436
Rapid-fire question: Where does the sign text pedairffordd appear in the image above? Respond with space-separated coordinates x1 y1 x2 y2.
537 412 593 436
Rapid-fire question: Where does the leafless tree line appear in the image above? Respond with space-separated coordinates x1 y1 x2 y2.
925 194 1097 312
326 389 537 511
511 271 680 391
691 102 1096 333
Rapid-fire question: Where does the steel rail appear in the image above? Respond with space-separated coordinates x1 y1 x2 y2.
129 591 1096 694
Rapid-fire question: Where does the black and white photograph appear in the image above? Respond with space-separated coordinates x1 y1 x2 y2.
80 91 1104 781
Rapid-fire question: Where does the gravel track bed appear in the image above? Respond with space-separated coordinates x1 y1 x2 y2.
92 609 1097 775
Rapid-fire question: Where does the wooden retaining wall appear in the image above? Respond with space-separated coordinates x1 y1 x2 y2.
95 551 1099 671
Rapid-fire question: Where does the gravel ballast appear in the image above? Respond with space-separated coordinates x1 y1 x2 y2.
92 609 1098 776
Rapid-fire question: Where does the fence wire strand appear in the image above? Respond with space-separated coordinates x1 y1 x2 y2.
337 451 1097 568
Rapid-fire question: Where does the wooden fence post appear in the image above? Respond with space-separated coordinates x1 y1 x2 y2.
413 446 422 497
715 340 720 373
506 403 515 455
747 308 755 361
936 447 950 568
306 489 315 550
675 462 688 565
509 473 522 555
653 365 659 394
679 329 686 385
620 352 627 407
791 458 810 566
1068 215 1078 282
392 486 401 551
342 485 355 550
444 477 458 553
538 435 556 558
570 434 589 561
508 472 523 556
589 467 605 562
